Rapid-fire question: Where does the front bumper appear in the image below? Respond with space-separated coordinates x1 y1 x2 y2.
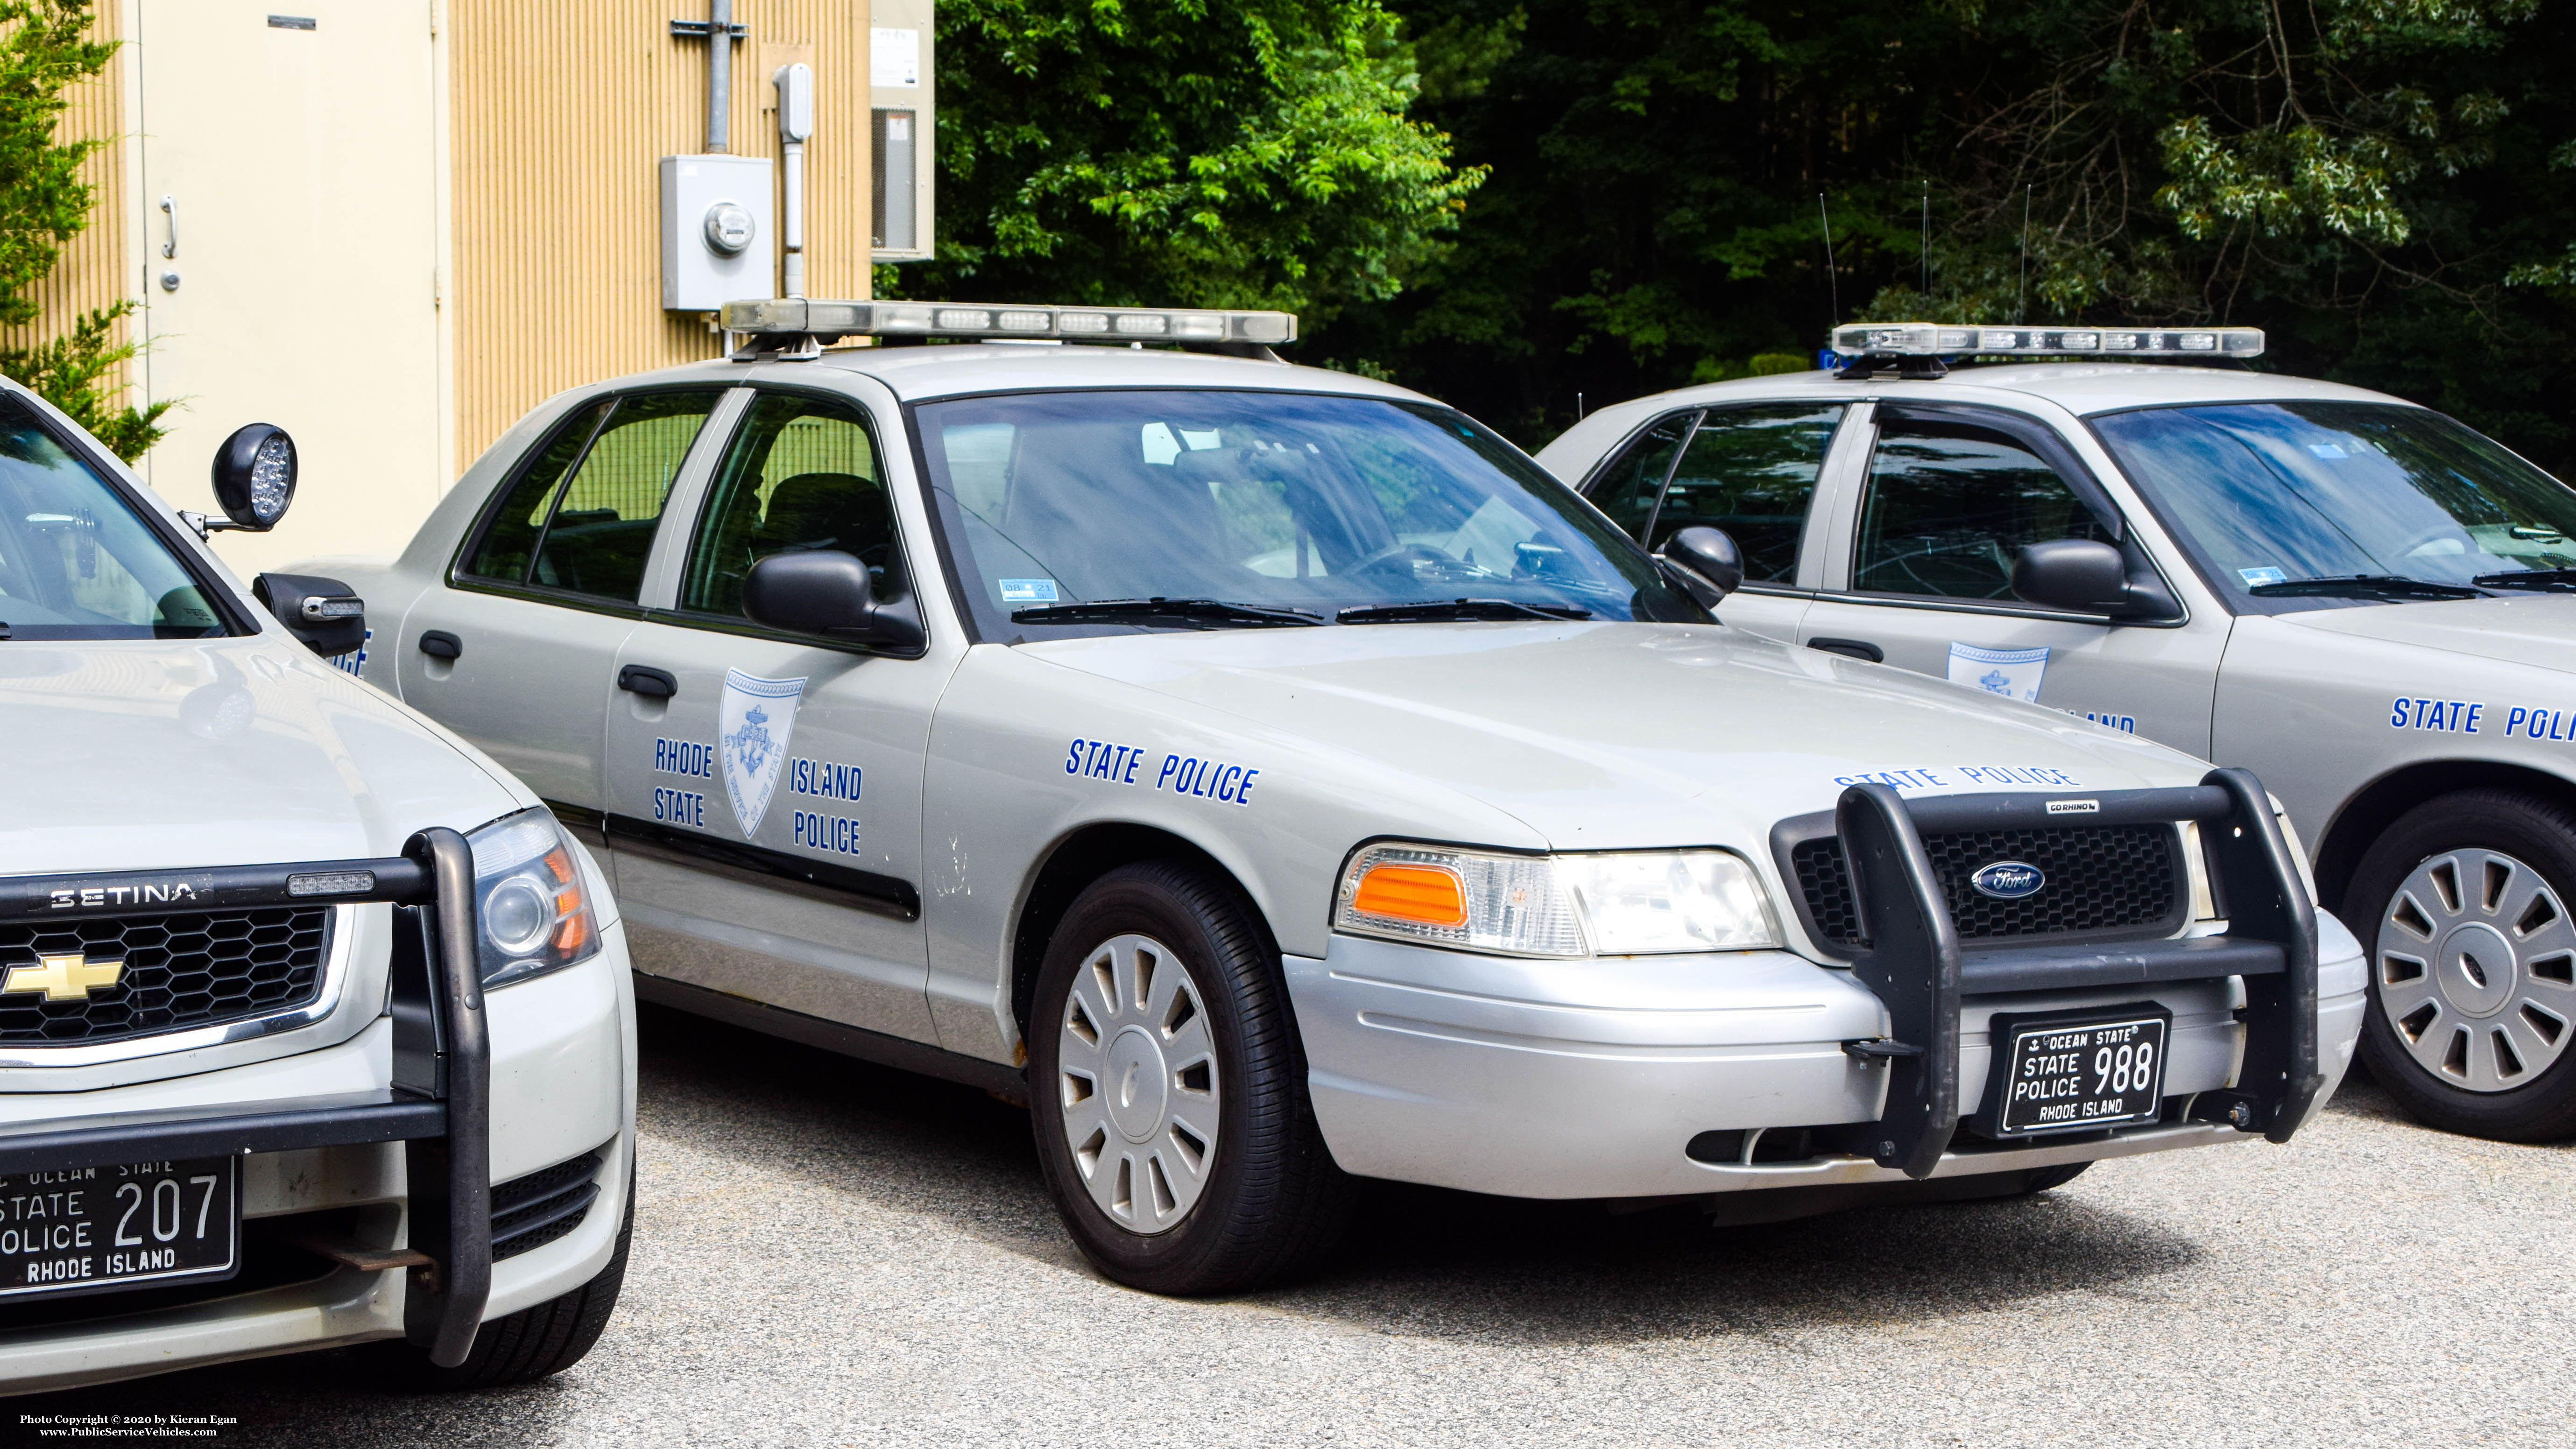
0 833 635 1394
1291 770 2367 1202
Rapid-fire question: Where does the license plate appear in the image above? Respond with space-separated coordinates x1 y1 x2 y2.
0 1156 240 1300
1987 1009 2170 1136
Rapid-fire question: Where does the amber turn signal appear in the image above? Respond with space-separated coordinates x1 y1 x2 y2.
1350 863 1468 928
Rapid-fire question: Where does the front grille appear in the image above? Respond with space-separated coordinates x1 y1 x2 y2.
0 907 331 1045
1792 823 2182 951
492 1150 604 1261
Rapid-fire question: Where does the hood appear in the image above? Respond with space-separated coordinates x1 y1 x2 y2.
1022 620 2213 849
2270 593 2576 675
0 637 526 878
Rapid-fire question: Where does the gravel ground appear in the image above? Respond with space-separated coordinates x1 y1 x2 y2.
17 1001 2572 1448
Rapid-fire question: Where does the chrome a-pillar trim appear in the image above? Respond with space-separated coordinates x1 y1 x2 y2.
0 904 358 1069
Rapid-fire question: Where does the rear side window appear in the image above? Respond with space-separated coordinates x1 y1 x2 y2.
460 389 724 603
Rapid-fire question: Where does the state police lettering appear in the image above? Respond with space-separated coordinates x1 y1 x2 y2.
654 738 716 777
792 809 863 855
790 757 863 802
1830 765 2083 790
1063 737 1261 806
2390 697 2484 734
1065 737 1148 786
653 787 707 827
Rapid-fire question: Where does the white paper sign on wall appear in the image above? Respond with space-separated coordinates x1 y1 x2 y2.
871 28 920 87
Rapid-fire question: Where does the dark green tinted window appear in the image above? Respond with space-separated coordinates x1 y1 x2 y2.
1855 418 2110 599
525 390 724 602
462 400 609 583
683 391 900 619
1651 403 1843 581
1583 413 1692 540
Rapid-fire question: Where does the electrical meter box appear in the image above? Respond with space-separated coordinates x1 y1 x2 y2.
660 154 776 311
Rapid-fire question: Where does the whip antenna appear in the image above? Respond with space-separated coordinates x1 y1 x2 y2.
1818 193 1840 325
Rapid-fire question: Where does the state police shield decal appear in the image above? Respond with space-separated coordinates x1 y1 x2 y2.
719 669 806 837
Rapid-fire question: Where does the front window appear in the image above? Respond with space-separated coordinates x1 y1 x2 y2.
2094 401 2576 606
917 389 1704 636
1855 416 2112 601
0 395 231 640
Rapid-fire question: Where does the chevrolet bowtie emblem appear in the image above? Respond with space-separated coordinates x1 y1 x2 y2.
3 953 124 1001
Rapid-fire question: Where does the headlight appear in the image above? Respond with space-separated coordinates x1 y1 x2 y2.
1334 842 1781 957
466 808 602 988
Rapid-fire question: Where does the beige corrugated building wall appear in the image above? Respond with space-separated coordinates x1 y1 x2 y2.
7 0 874 572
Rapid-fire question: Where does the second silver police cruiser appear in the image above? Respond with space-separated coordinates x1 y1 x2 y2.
311 299 2366 1294
1539 322 2576 1144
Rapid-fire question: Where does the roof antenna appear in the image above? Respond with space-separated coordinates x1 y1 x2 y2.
1920 181 1930 302
1817 193 1840 325
2018 185 2032 324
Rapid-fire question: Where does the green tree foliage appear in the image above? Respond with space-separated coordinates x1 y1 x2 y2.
887 0 1484 319
0 0 164 460
1313 0 2576 467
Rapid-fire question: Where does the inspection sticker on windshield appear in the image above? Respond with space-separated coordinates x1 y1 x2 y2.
2239 566 2288 588
1948 643 2049 703
1000 579 1059 604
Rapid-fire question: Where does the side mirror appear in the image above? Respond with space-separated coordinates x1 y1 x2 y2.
2011 538 2179 619
742 549 925 650
212 423 297 531
253 572 365 657
1658 526 1744 607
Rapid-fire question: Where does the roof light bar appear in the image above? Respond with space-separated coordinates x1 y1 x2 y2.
722 298 1297 346
1830 322 2263 359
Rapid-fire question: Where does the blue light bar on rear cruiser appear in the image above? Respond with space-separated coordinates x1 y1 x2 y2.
1830 322 2263 359
722 298 1298 346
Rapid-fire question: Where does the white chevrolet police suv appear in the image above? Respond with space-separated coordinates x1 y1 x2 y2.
314 298 2364 1295
0 386 635 1392
1539 322 2576 1143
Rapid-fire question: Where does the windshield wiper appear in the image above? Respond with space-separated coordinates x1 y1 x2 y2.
1335 598 1594 625
1009 597 1322 628
2247 574 2490 602
2472 568 2576 593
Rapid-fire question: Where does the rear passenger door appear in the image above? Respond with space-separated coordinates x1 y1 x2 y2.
602 386 952 1044
1577 401 1847 642
398 387 732 808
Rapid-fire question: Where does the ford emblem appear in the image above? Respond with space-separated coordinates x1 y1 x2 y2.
1969 861 2046 899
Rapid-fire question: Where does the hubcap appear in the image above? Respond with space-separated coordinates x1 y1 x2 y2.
1055 933 1220 1235
2378 849 2576 1092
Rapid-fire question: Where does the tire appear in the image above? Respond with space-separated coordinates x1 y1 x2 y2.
2015 1161 2092 1194
365 1176 635 1390
2349 788 2576 1142
1027 860 1354 1295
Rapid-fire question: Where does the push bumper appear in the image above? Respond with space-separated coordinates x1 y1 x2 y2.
0 830 495 1372
1290 768 2365 1202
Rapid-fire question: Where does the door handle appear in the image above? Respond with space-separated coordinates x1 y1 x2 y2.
1807 637 1884 663
159 195 177 258
418 630 462 660
618 664 678 698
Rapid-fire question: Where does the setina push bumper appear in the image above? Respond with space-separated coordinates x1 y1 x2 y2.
1818 767 2323 1178
0 830 494 1367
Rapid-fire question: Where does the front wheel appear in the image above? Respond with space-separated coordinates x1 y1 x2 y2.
2350 788 2576 1141
361 1178 634 1390
1027 861 1353 1294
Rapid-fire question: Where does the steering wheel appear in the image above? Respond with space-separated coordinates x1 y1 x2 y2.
1342 541 1465 583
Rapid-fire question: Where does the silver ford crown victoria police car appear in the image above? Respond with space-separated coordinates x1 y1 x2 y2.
1538 323 2576 1143
312 299 2364 1295
0 387 635 1392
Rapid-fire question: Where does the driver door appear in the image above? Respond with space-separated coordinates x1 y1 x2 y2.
1796 404 2230 755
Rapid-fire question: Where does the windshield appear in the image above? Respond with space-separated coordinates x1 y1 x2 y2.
2093 401 2576 605
915 390 1704 636
0 395 230 640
